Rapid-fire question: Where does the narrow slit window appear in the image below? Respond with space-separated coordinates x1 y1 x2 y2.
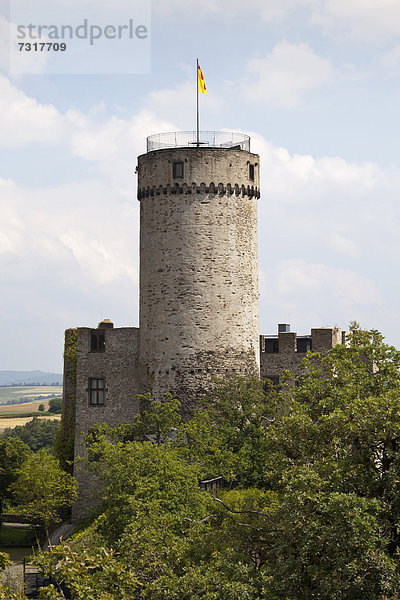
173 161 184 179
249 164 255 181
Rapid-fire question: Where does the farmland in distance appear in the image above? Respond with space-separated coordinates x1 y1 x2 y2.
0 386 62 405
0 387 62 432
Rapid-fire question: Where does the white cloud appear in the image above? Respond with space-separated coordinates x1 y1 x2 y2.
145 80 223 127
0 70 176 180
259 257 383 337
0 73 65 146
153 0 400 42
251 133 384 203
381 45 400 68
276 258 381 304
0 175 142 369
311 0 400 41
329 232 358 258
0 178 25 255
68 109 176 196
243 41 335 108
251 131 400 337
0 178 139 285
154 0 316 22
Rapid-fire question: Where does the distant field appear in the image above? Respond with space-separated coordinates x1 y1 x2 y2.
0 414 61 433
0 400 53 414
0 386 62 405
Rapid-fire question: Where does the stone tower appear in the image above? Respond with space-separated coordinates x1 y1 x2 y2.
64 130 348 522
137 131 261 414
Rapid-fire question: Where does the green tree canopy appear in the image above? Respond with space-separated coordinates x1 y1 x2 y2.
24 326 400 598
2 417 60 452
0 437 30 517
11 450 77 545
48 398 62 414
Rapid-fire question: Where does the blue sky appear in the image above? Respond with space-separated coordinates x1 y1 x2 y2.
1 0 400 371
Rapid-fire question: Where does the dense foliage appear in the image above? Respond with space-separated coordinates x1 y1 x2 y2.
5 325 400 599
1 417 60 452
11 450 77 545
48 398 62 414
0 438 30 518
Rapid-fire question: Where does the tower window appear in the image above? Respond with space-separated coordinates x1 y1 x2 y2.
91 330 105 352
173 161 184 179
89 378 105 406
249 164 255 181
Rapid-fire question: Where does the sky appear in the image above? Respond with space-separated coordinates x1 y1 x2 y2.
1 0 400 372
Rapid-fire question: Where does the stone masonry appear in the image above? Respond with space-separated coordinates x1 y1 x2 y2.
260 325 349 384
138 147 261 415
71 322 141 520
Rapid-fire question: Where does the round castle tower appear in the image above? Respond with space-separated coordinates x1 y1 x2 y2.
137 131 260 414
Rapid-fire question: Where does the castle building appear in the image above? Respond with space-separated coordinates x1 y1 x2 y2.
61 131 346 519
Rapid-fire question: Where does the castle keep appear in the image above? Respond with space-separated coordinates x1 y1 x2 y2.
62 131 347 517
138 135 260 413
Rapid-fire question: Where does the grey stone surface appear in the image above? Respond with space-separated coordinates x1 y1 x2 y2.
260 327 348 383
72 326 141 521
138 147 261 414
137 147 260 199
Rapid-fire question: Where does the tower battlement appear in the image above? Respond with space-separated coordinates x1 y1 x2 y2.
137 146 260 202
137 182 260 200
260 325 349 386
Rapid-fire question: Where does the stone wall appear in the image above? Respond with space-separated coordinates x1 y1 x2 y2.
72 325 141 521
260 327 348 382
137 146 260 199
138 147 261 415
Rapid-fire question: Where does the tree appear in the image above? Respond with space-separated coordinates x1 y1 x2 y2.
2 417 60 452
48 398 62 414
11 450 77 546
250 325 400 597
33 439 211 599
0 438 30 520
38 404 45 412
177 376 278 486
133 393 182 445
35 546 140 600
101 393 182 446
24 327 400 599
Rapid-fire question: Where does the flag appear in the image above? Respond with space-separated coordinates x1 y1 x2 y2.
198 63 207 95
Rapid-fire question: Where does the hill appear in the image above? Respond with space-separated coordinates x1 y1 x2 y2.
0 371 63 386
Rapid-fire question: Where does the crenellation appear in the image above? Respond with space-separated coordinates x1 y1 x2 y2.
311 327 343 352
278 331 297 353
260 324 349 384
138 182 260 200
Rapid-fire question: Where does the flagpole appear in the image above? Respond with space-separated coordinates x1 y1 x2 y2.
196 58 199 147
